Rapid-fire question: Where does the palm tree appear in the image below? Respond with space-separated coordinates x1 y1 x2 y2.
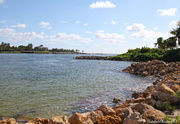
166 37 177 49
170 21 180 46
155 37 167 49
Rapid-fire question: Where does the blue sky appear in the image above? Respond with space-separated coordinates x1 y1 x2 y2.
0 0 180 54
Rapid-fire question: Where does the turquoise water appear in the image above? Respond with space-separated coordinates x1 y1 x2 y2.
0 54 153 119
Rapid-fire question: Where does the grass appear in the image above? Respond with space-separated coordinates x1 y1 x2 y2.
157 101 176 111
164 115 180 124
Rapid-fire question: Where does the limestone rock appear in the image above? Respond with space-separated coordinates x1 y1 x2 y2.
26 117 49 124
68 113 93 124
113 107 133 120
89 110 104 123
142 109 165 121
5 118 18 124
123 112 146 124
157 84 175 95
49 116 69 124
96 104 116 115
131 103 154 114
97 115 122 124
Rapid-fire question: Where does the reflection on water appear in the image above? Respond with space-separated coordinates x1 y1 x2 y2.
0 54 154 119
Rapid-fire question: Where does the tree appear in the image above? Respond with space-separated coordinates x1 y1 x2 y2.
26 43 33 50
170 21 180 46
155 37 167 49
166 37 177 49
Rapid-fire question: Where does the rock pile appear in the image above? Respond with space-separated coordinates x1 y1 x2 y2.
74 56 109 60
123 60 180 77
1 60 180 124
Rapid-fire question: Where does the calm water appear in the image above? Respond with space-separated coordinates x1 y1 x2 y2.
0 54 153 119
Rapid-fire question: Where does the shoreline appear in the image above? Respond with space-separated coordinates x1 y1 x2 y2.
0 60 180 124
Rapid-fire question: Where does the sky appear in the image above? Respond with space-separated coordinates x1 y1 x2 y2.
0 0 180 54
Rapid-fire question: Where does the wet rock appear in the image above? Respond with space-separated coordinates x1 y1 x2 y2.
142 109 165 121
96 104 116 115
49 116 69 124
157 84 175 95
89 110 104 123
132 91 142 99
113 107 133 120
97 115 122 124
68 113 93 124
113 98 122 103
123 112 146 124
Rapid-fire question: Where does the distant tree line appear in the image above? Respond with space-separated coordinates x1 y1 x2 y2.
155 21 180 49
0 42 80 53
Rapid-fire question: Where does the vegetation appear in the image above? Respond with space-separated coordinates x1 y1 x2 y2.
110 21 180 62
156 101 176 112
164 115 180 124
0 42 81 54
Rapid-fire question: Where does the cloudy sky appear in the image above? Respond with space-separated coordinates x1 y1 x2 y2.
0 0 179 54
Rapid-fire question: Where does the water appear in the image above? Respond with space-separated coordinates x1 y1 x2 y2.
0 54 153 119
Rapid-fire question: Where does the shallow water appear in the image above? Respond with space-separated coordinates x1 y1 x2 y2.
0 54 153 119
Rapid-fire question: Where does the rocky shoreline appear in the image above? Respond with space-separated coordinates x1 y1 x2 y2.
1 60 180 124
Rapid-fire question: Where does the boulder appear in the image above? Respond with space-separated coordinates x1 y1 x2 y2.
97 115 122 124
27 117 49 124
113 98 122 103
49 116 69 124
113 107 133 120
6 118 18 124
131 103 154 114
123 112 146 124
96 104 116 115
152 91 180 105
89 110 104 123
157 84 175 95
68 113 93 124
170 84 180 92
142 109 165 121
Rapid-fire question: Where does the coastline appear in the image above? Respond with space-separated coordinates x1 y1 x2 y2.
0 60 180 124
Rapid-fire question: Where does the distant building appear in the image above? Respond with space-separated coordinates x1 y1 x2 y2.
34 45 48 51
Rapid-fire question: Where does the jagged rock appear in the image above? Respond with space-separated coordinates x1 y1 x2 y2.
97 115 122 124
68 113 93 124
145 98 156 107
123 112 146 124
89 110 104 123
170 84 180 92
26 117 49 124
157 84 175 95
132 91 142 99
113 98 122 103
113 107 133 120
3 118 18 124
49 116 69 124
96 104 116 115
131 103 154 114
142 109 165 121
152 91 180 105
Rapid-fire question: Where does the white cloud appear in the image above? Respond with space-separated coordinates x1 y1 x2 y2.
154 27 158 30
83 22 88 26
95 32 125 44
0 20 7 23
126 23 164 41
89 1 116 8
11 23 27 28
0 28 45 42
80 38 93 43
111 20 118 25
0 0 5 4
76 21 80 24
157 8 177 16
39 21 52 29
86 31 93 34
49 33 81 42
126 23 145 32
97 30 104 33
169 20 178 26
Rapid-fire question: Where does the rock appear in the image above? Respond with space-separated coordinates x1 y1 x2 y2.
123 112 146 124
159 70 166 76
113 98 122 103
49 116 69 124
131 103 154 114
177 89 180 96
113 107 133 120
132 91 142 99
5 118 18 124
68 113 93 124
97 115 122 124
142 109 165 121
89 110 104 123
145 98 156 107
157 84 175 95
96 104 116 115
142 71 148 76
170 84 180 92
27 117 49 124
152 91 180 105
